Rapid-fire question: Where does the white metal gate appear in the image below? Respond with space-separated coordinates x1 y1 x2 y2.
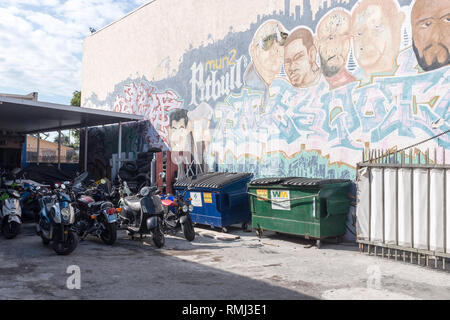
356 147 449 270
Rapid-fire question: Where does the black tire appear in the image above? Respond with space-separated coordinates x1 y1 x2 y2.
138 164 151 173
2 221 21 239
100 222 117 245
137 152 153 160
34 212 40 224
181 217 195 242
122 162 137 173
152 223 165 248
41 236 50 245
118 169 134 180
53 230 79 255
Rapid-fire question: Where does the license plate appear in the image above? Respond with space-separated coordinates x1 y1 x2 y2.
107 213 117 223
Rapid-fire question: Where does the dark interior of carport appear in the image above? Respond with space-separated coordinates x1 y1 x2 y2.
0 96 142 174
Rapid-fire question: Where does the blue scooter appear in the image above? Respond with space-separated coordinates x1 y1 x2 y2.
36 183 79 255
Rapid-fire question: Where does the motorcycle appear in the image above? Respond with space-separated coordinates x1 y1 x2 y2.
117 185 165 248
160 187 195 241
20 183 41 222
36 183 79 255
71 178 118 245
0 189 22 239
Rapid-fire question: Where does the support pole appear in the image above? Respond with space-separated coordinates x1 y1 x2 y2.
84 127 88 173
37 133 40 165
118 122 122 170
57 130 61 170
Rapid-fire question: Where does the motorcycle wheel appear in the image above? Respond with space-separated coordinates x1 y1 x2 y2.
100 222 117 245
2 221 21 239
41 235 50 245
53 230 79 255
152 224 165 248
34 212 40 224
181 217 195 242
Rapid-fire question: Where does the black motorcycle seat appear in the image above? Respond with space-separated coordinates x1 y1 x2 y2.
88 201 104 211
124 197 141 212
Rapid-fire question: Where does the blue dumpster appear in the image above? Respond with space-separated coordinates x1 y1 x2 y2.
173 172 253 230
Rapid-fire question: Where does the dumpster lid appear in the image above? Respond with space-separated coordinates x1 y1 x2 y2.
249 177 296 186
174 172 253 189
173 172 223 188
281 177 351 187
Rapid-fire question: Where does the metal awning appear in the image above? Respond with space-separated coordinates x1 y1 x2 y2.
0 96 143 134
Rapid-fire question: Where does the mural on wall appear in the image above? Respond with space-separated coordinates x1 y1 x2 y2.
113 82 183 150
83 0 450 180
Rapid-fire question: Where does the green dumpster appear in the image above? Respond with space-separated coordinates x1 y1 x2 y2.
248 177 351 248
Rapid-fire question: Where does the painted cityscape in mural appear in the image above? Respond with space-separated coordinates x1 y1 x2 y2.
84 0 450 180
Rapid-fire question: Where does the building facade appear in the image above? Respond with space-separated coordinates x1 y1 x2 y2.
81 0 450 180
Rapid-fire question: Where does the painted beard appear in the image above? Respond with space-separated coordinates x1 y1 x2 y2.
320 54 341 77
413 40 450 72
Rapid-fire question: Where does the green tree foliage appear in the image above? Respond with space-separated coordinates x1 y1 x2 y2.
69 90 81 148
70 90 81 107
53 134 70 145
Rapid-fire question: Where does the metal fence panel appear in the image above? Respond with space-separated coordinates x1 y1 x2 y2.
385 168 397 244
356 167 370 241
413 168 428 250
398 168 412 247
370 168 383 243
447 170 450 254
357 147 449 269
430 169 444 253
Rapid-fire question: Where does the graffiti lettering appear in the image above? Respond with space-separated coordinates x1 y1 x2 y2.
190 54 248 106
114 82 183 149
205 49 238 71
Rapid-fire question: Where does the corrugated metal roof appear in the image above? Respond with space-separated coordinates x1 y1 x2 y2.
0 96 143 134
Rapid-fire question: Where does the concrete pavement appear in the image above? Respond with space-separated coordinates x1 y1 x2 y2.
0 223 448 300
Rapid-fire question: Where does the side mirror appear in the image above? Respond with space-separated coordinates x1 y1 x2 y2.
140 187 150 197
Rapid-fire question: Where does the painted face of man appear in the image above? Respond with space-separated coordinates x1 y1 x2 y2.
317 11 351 77
250 21 287 86
352 5 393 70
412 0 450 71
169 119 188 152
284 39 315 88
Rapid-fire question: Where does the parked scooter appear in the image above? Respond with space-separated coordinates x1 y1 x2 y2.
117 185 165 248
36 183 79 255
160 187 195 241
0 189 22 239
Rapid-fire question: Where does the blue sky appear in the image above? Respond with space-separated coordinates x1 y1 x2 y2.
0 0 148 105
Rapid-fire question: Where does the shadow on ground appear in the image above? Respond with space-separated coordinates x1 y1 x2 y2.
0 223 316 300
